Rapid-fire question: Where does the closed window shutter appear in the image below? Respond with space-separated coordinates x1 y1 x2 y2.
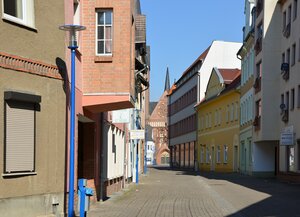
5 101 35 173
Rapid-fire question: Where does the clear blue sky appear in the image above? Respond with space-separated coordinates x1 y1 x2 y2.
140 0 245 101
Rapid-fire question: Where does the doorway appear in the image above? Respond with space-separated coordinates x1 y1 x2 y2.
78 121 95 179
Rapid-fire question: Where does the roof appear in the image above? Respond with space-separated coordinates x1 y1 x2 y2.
149 102 158 115
218 68 241 84
195 69 241 108
167 83 176 96
181 46 211 77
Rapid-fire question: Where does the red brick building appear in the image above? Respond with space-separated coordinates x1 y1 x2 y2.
147 68 170 165
72 0 148 201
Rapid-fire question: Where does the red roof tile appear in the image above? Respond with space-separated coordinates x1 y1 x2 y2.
181 46 211 77
218 68 241 84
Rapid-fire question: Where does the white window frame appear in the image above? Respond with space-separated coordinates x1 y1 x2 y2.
96 9 113 56
206 147 210 164
224 145 228 163
216 145 221 163
230 104 234 122
2 0 35 28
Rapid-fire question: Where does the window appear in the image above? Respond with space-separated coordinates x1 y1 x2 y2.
257 23 263 39
282 52 286 64
216 146 221 163
4 91 40 174
224 145 228 163
292 44 296 66
286 91 290 110
3 0 35 27
112 133 116 163
206 147 210 164
240 103 243 125
235 102 239 120
291 88 295 110
214 110 218 126
288 5 292 24
230 104 234 121
226 105 229 122
248 139 252 165
294 0 298 20
5 101 35 173
256 61 262 78
256 99 262 117
96 10 113 55
200 147 204 163
288 146 295 171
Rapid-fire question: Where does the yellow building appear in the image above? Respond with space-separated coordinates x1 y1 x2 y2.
195 68 240 172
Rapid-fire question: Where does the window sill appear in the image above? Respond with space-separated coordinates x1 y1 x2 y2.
2 16 37 32
2 172 37 177
94 55 113 63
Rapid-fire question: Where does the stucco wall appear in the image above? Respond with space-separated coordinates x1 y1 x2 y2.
0 1 65 65
0 69 66 216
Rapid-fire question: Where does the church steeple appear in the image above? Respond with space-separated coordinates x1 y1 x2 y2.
164 67 170 92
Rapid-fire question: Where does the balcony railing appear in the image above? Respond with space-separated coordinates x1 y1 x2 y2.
283 23 291 38
281 109 289 123
256 0 263 17
255 37 262 55
253 77 261 94
253 115 261 131
281 63 289 80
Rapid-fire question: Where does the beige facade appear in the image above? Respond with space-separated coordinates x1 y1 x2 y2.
0 1 66 216
277 0 300 181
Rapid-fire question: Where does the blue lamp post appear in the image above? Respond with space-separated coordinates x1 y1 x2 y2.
59 24 86 217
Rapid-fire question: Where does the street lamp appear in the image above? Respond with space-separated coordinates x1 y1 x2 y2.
59 24 86 217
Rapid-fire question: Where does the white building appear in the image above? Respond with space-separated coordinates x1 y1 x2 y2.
252 0 282 177
237 0 256 175
146 141 155 165
277 0 300 181
168 40 241 169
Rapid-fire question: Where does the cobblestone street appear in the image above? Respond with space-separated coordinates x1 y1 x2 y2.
88 167 300 217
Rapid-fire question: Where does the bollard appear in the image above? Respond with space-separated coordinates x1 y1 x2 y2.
78 179 94 217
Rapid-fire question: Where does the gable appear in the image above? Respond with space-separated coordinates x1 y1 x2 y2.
149 90 168 123
205 69 223 99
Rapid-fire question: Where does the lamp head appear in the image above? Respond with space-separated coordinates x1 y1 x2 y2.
59 24 86 48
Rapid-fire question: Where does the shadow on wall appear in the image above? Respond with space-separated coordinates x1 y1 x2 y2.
55 57 69 214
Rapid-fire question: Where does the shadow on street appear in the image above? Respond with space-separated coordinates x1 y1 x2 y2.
151 166 300 216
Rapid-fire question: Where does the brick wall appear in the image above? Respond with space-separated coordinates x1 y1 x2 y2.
81 0 135 96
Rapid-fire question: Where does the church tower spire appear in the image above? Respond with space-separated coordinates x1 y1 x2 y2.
164 67 170 92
